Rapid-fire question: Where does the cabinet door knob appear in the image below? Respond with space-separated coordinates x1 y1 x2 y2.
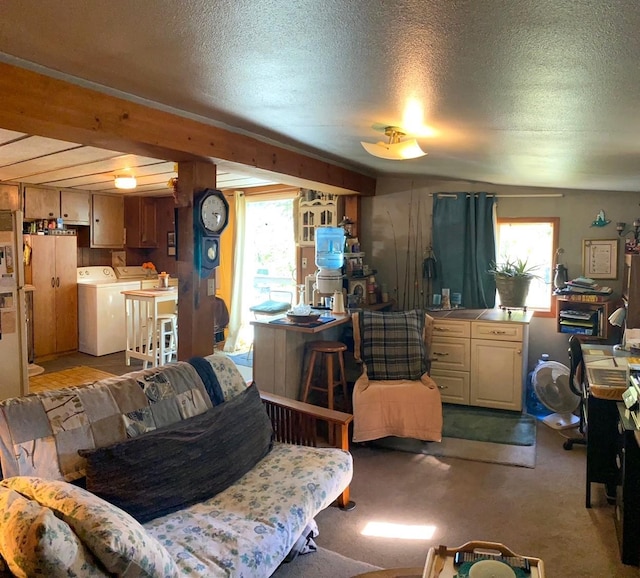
56 277 60 288
63 213 68 218
95 219 100 223
51 277 55 287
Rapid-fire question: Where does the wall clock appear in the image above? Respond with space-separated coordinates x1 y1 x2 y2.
193 189 229 278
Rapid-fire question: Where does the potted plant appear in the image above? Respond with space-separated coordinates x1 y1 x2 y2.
488 257 540 308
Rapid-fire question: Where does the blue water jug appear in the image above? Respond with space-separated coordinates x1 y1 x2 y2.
315 227 345 269
525 354 553 418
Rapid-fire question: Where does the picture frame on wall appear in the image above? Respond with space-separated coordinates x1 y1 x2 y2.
348 279 367 304
582 238 618 279
167 231 176 257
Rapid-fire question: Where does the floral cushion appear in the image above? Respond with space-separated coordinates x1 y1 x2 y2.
204 352 248 400
0 477 179 578
0 486 107 577
144 442 353 577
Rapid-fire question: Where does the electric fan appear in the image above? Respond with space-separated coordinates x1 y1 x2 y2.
531 361 579 429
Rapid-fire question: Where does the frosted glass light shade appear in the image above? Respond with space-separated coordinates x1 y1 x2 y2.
361 137 426 160
114 175 137 189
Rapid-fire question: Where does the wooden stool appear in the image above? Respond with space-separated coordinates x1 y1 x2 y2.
302 341 349 412
156 314 178 366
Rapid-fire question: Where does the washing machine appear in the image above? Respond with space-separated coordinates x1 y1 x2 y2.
77 266 141 356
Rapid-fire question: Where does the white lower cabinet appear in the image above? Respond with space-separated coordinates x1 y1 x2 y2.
431 313 529 411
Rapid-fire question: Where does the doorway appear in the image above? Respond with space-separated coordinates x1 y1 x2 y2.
236 197 297 350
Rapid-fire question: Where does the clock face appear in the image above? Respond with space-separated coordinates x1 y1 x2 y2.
201 194 228 233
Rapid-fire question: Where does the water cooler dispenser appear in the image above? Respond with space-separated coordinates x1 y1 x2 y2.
314 227 345 305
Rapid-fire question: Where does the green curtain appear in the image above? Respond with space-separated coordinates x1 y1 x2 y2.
432 193 496 309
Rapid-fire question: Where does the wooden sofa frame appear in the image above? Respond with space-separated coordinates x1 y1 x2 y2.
260 392 355 510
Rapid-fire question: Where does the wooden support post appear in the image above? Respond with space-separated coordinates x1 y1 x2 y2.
176 161 218 360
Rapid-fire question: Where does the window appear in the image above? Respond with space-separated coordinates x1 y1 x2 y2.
496 218 559 316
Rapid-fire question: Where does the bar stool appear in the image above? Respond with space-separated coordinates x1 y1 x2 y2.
301 341 349 412
156 314 178 366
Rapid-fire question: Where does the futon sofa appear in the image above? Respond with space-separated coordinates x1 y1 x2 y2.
0 353 354 577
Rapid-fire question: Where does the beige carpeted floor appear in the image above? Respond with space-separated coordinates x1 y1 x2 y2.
29 366 116 392
313 424 639 578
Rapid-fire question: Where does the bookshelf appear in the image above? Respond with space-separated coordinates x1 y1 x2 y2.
556 295 617 341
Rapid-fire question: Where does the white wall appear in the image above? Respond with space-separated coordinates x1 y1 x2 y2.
360 177 640 371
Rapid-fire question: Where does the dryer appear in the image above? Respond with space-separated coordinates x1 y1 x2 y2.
77 266 141 356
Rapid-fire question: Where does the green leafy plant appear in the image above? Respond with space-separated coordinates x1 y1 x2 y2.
488 257 541 279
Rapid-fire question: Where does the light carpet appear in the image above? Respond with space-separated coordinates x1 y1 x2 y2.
272 546 382 577
29 366 116 393
374 435 536 468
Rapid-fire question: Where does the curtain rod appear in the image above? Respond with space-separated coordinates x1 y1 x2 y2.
428 193 564 198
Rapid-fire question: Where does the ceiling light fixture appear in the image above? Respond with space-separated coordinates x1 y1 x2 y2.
361 126 427 160
114 175 137 190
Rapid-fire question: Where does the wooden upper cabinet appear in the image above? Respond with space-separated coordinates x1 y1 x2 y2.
24 186 91 224
24 186 59 220
125 197 158 248
0 184 19 211
91 193 124 248
60 190 91 224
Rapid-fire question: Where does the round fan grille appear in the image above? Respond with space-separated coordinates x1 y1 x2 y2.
531 361 578 414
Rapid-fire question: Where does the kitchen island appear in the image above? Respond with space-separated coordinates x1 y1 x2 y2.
251 313 350 400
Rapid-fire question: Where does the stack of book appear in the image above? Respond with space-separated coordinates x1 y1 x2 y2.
559 308 599 335
555 276 613 300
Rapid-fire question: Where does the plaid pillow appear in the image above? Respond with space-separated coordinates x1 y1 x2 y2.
359 310 427 380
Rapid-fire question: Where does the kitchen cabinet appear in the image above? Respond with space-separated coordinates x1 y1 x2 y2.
430 309 532 410
125 197 158 248
24 186 91 224
91 193 124 248
27 235 78 359
297 194 342 246
61 190 91 224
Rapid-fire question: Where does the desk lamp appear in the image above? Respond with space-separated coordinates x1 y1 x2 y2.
608 306 627 351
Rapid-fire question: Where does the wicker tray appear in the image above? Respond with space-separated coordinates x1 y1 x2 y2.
422 541 545 578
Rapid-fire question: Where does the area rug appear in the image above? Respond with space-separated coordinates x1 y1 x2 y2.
376 436 536 468
441 403 536 446
29 366 116 393
272 546 382 577
374 404 537 468
226 349 253 367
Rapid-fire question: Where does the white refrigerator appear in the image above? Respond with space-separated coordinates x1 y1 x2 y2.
0 210 28 400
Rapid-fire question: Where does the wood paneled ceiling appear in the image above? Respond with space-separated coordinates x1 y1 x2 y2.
0 129 274 196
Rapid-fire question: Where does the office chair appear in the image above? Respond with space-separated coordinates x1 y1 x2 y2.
563 334 587 450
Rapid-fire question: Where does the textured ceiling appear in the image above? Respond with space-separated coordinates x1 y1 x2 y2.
2 0 640 192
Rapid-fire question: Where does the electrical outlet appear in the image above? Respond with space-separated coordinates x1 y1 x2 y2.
302 257 308 268
207 278 215 296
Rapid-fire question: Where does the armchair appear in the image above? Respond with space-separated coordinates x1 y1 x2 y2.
351 310 443 443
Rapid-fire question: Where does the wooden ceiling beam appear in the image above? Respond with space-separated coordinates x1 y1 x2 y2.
0 62 376 196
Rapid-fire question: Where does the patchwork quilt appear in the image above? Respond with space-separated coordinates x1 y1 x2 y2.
0 362 211 481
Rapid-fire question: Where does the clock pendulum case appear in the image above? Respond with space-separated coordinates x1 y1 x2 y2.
193 189 229 278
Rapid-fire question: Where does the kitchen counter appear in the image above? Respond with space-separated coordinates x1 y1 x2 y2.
427 307 534 323
251 312 351 400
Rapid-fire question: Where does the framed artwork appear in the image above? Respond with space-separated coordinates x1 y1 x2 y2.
167 231 176 257
348 279 367 304
582 238 618 279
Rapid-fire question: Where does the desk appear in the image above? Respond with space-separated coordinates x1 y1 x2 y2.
251 313 350 400
122 288 178 368
582 344 628 508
